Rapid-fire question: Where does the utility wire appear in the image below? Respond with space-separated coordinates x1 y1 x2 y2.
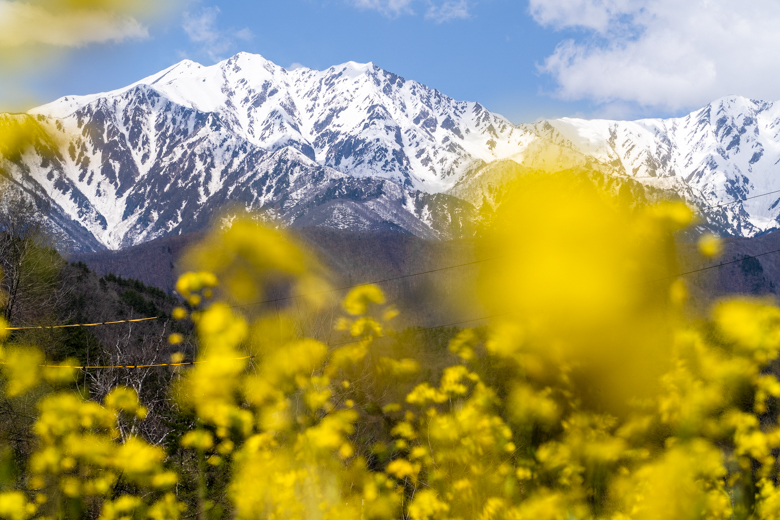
16 314 503 369
231 257 496 309
13 313 504 369
665 246 780 280
1 355 252 371
327 314 503 348
6 316 159 330
704 189 780 210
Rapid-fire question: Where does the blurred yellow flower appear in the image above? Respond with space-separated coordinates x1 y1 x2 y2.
698 232 723 258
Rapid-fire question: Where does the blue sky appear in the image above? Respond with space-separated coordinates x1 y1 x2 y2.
2 0 779 123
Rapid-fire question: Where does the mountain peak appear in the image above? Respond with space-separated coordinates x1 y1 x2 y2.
342 60 375 70
706 95 773 115
221 51 278 70
230 51 263 60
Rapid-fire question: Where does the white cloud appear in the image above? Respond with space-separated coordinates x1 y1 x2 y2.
529 0 642 34
349 0 471 21
531 0 780 113
287 62 306 71
349 0 415 17
235 28 254 41
182 6 222 44
182 6 252 62
0 1 148 48
425 0 470 23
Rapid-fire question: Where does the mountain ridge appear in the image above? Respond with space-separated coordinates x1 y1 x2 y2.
1 52 779 251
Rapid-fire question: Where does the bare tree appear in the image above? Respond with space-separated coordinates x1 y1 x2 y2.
0 189 66 326
85 318 189 446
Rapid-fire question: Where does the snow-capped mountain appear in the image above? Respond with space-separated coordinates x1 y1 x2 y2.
452 97 780 238
31 52 525 191
538 98 780 236
3 52 512 250
1 52 779 252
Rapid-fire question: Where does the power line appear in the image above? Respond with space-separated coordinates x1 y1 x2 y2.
231 257 496 309
6 316 159 331
14 313 502 369
22 313 503 369
1 355 253 371
8 313 501 369
668 246 780 280
704 189 780 210
327 314 503 348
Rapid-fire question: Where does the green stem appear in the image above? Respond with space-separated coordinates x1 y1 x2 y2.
197 450 206 520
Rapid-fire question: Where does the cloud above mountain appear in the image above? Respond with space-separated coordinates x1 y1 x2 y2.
425 1 470 23
348 0 471 22
182 6 253 62
531 0 780 113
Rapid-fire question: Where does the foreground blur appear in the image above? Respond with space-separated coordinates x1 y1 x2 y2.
2 171 780 520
